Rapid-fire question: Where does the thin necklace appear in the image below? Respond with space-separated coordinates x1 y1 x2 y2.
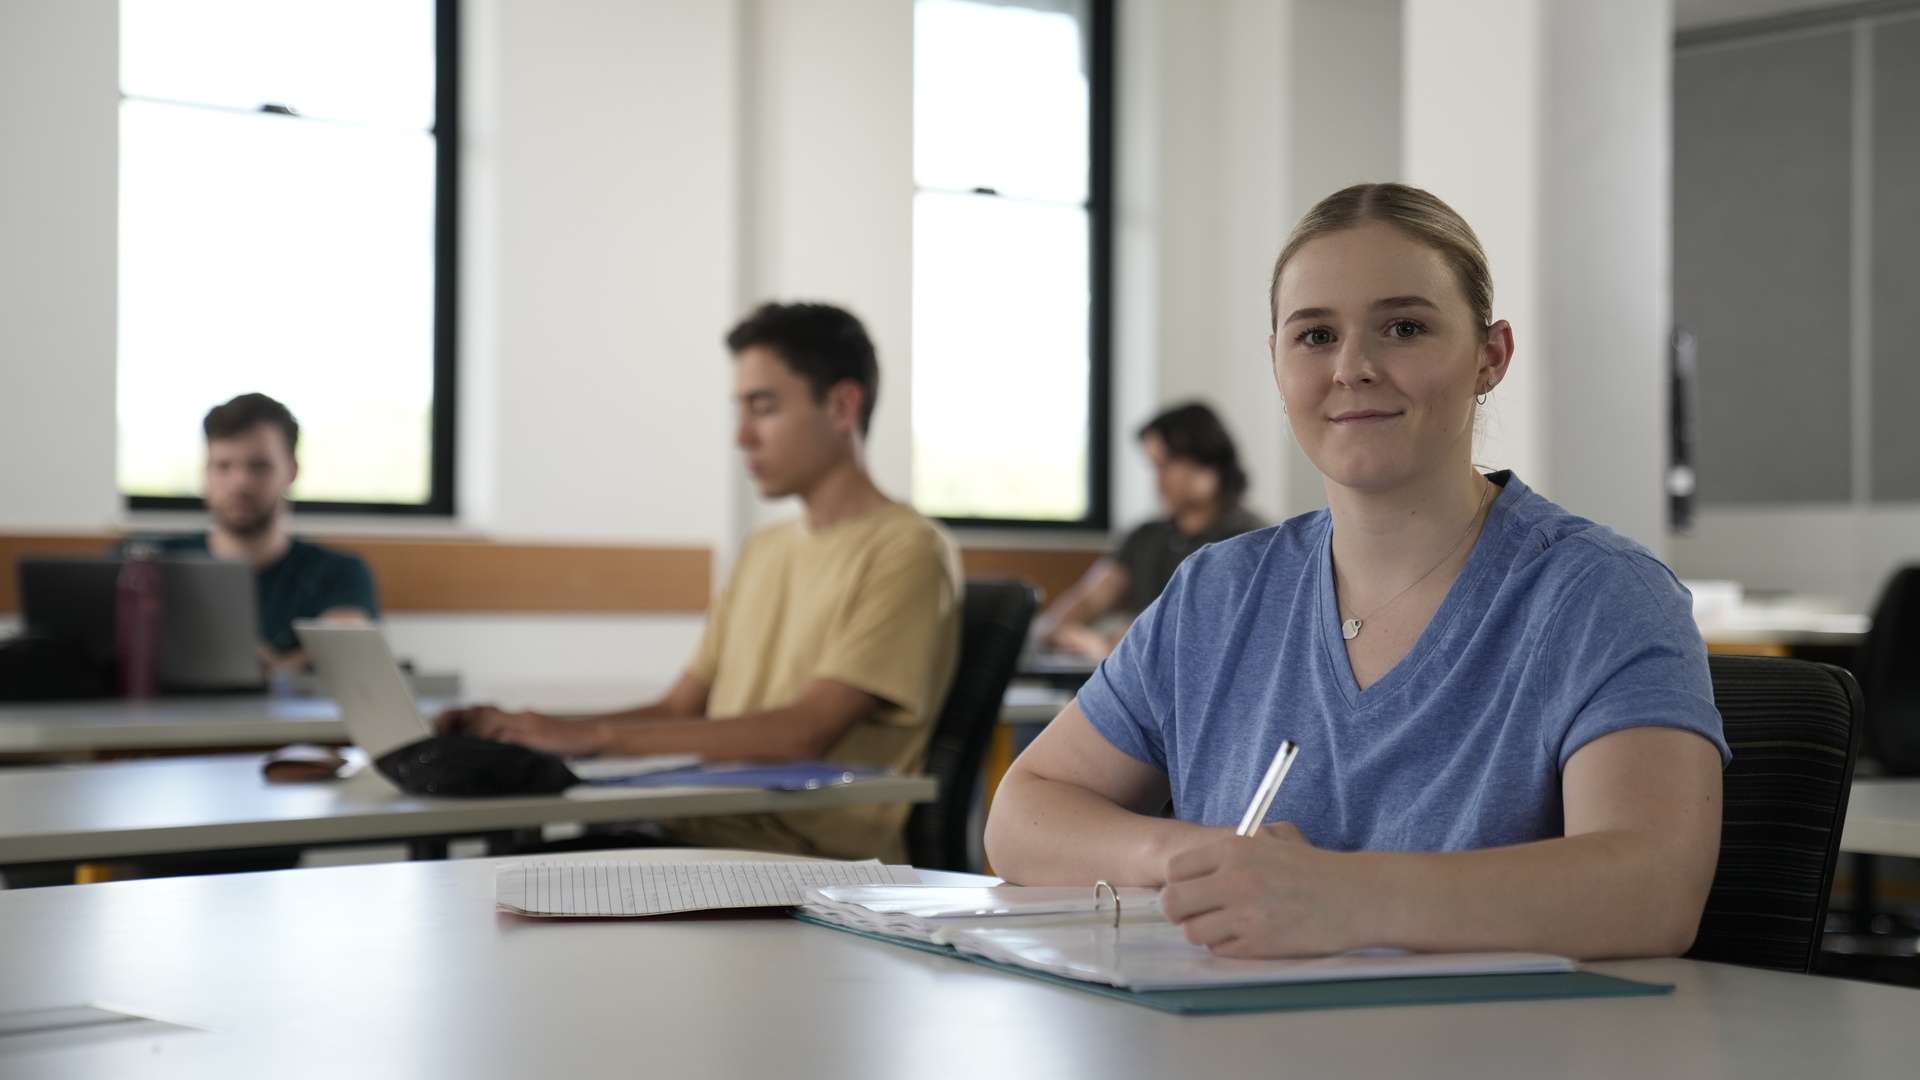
1339 479 1495 642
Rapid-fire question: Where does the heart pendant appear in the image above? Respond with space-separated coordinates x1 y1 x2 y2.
1342 618 1362 640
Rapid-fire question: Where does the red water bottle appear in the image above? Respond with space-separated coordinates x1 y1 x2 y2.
116 542 164 699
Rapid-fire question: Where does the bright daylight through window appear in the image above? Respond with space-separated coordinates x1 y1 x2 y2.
117 0 446 509
911 0 1102 524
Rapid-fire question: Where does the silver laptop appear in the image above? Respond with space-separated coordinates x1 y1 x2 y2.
295 623 434 757
294 622 697 778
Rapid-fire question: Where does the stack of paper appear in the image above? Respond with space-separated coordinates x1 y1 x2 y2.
495 859 920 917
799 884 1163 944
797 884 1575 990
941 922 1577 992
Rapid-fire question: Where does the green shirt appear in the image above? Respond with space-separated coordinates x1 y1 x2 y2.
141 534 380 653
1112 505 1267 615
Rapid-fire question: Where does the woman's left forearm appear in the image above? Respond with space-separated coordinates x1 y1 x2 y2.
1355 829 1713 960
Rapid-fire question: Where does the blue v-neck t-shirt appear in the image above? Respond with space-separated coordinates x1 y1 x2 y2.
1076 472 1729 853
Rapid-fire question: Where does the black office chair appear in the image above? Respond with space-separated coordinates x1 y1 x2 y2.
906 580 1039 872
1841 565 1920 939
1857 565 1920 774
1686 655 1861 973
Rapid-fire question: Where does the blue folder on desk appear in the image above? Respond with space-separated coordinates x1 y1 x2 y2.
587 762 886 791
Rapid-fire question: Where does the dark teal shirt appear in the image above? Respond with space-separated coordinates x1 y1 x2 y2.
141 535 380 653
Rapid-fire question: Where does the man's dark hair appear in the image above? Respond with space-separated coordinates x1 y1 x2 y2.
204 392 300 457
725 302 880 436
1137 401 1249 505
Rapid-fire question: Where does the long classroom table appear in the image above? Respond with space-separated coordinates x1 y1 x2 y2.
0 754 932 867
0 851 1915 1079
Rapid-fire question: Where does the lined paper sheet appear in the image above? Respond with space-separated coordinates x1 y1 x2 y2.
496 860 921 917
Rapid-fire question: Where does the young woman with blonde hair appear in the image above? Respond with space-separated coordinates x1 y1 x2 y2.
986 183 1727 961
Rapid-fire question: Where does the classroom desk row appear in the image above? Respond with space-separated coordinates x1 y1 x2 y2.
3 686 1918 868
1 849 1916 1078
0 748 1912 876
0 753 934 866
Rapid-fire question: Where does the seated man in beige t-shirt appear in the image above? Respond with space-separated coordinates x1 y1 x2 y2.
440 302 961 862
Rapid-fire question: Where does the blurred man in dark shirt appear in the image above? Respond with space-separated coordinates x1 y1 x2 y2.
140 393 378 672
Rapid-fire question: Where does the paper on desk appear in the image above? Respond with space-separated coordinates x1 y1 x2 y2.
496 859 922 917
943 922 1576 992
799 884 1165 945
564 754 701 781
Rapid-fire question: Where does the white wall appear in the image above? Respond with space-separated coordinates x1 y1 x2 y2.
1113 0 1367 530
1131 0 1285 522
1111 0 1401 531
1403 0 1548 497
1276 0 1402 519
1670 505 1920 610
467 0 738 547
0 0 119 530
1404 0 1671 553
1108 0 1164 533
737 0 914 537
1537 0 1673 552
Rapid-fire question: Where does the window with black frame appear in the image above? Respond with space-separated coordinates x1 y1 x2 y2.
911 0 1113 529
117 0 457 514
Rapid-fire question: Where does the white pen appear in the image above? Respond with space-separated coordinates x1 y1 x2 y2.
1234 739 1299 837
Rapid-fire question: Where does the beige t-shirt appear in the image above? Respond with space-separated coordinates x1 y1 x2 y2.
666 501 962 861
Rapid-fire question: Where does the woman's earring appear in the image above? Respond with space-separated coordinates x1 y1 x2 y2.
1475 384 1491 406
1281 398 1288 415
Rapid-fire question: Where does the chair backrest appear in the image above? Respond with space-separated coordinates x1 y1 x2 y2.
1687 655 1861 973
1857 564 1920 775
906 579 1039 871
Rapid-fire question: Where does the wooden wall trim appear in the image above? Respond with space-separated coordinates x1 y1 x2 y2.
1 532 1100 615
958 546 1104 606
0 533 711 614
319 537 711 613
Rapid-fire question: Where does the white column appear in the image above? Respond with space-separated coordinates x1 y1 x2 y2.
1276 0 1403 520
1538 0 1673 553
1114 0 1401 529
0 0 119 530
738 0 915 537
1404 0 1672 552
464 0 739 545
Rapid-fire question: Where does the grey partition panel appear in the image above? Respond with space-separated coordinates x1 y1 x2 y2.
1873 19 1920 502
1676 31 1854 505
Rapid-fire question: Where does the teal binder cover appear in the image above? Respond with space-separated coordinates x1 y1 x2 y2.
794 914 1674 1016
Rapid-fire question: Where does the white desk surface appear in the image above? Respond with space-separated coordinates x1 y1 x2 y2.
1001 681 1072 725
1840 779 1920 859
0 852 1915 1079
1693 600 1870 647
0 681 662 755
0 754 934 864
9 679 1081 755
0 695 355 754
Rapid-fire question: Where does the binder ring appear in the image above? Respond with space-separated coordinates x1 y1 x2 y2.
1093 880 1121 928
